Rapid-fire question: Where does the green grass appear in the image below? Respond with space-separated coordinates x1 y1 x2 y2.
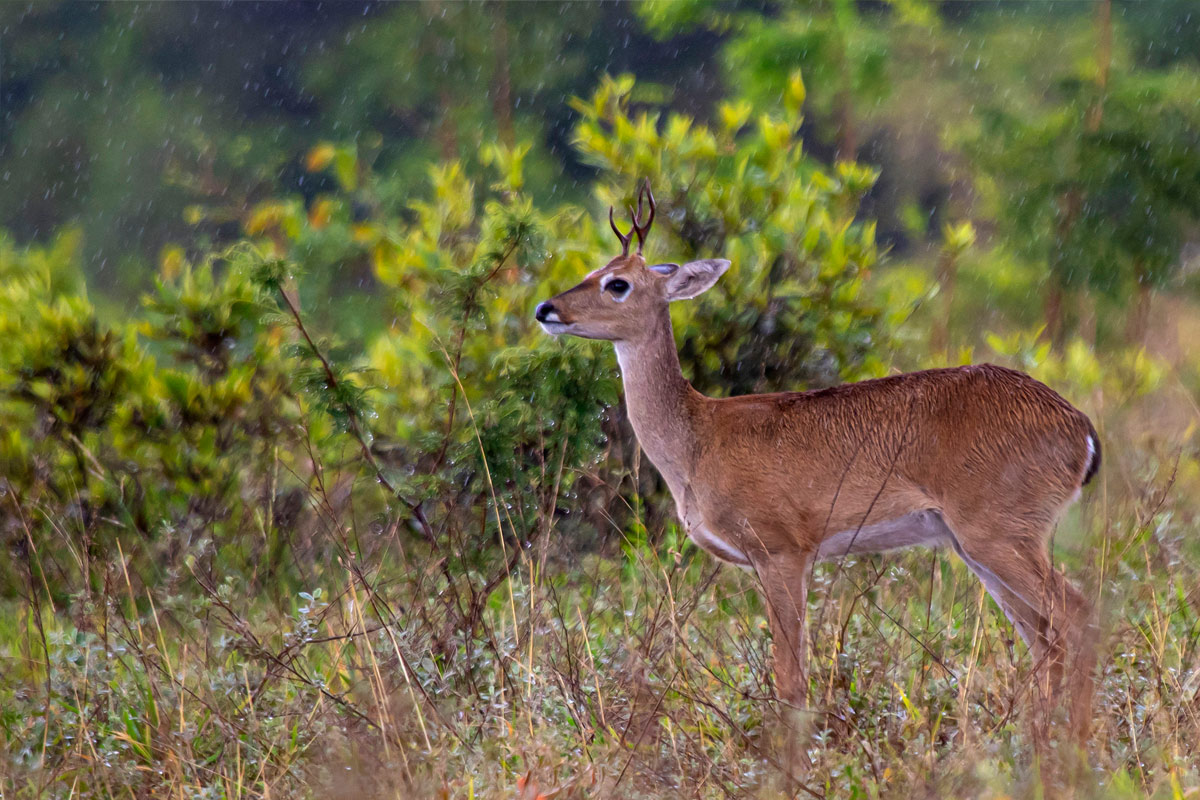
2 239 1198 798
2 442 1198 799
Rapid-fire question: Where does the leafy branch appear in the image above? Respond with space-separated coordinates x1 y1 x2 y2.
246 250 438 542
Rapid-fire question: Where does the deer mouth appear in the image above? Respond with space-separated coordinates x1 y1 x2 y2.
535 301 572 334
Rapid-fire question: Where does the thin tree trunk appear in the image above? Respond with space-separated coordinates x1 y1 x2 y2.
423 1 458 161
932 249 957 354
1126 266 1153 345
490 3 515 149
1077 290 1097 347
1076 0 1111 347
437 88 458 161
1044 281 1065 348
1046 187 1081 348
1087 0 1112 133
831 0 858 161
835 53 857 161
1045 0 1111 349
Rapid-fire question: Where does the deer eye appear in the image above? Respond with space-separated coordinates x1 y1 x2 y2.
603 278 631 299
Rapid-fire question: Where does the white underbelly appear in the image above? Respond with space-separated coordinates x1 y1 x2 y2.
816 509 950 562
688 526 753 568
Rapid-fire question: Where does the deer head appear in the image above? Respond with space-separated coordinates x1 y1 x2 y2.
534 180 729 341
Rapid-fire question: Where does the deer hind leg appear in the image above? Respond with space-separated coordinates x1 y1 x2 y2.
943 517 1095 744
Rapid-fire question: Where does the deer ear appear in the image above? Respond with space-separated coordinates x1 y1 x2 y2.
662 259 729 301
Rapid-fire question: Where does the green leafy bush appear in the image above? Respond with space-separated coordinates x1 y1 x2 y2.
572 74 889 394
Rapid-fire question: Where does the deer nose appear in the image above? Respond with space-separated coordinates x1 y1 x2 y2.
535 301 559 324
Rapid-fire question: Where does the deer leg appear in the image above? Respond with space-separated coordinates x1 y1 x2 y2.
945 521 1095 744
754 550 814 779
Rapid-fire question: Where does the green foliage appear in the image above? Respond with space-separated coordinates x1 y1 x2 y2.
0 234 300 600
0 2 695 282
968 68 1200 297
573 74 889 392
723 1 892 134
479 343 619 502
0 59 896 622
5 6 1200 797
639 0 942 161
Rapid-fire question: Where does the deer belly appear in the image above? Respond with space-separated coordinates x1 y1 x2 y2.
688 525 753 568
816 509 950 561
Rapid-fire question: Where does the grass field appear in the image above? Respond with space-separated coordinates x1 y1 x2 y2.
3 314 1199 800
2 252 1199 799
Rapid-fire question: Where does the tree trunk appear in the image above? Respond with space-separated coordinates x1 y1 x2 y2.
1044 1 1110 350
490 3 515 149
1077 290 1097 347
1087 0 1112 133
1044 280 1065 348
1047 187 1082 349
833 12 857 162
835 53 857 162
836 89 857 162
422 2 459 161
437 88 458 161
932 249 957 354
1126 270 1153 346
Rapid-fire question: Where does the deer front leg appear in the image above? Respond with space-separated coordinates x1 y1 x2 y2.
754 549 814 779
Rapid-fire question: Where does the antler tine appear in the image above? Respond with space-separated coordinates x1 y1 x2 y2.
632 179 655 254
609 205 632 256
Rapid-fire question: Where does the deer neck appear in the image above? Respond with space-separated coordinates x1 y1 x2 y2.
612 310 702 489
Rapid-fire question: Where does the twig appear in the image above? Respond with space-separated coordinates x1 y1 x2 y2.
274 285 437 544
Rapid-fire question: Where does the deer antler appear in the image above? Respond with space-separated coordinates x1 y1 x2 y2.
609 180 656 257
631 179 655 255
609 206 633 257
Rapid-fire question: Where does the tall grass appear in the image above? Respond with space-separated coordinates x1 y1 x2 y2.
3 355 1198 799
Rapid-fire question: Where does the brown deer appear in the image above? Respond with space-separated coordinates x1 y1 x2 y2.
534 181 1099 757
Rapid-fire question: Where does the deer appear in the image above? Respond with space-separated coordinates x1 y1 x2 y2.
534 180 1100 763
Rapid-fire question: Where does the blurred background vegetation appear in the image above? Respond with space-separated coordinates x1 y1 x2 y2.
2 2 1199 798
